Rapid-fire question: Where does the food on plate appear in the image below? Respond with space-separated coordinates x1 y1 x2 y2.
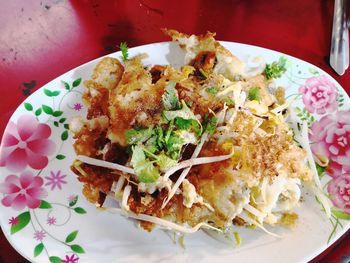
69 29 328 238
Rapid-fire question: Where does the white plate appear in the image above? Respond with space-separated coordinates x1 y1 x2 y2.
1 41 350 263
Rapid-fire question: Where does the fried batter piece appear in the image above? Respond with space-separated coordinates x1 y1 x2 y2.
70 29 313 233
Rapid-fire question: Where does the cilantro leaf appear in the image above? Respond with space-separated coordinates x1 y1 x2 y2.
264 56 287 80
164 101 203 137
203 115 218 135
130 146 159 183
155 127 165 148
175 117 202 136
165 132 185 160
162 81 180 110
156 152 178 172
119 42 129 62
175 130 197 145
175 117 192 129
248 87 261 101
125 127 154 145
137 164 160 183
164 101 199 123
144 135 158 153
131 146 146 166
205 86 218 95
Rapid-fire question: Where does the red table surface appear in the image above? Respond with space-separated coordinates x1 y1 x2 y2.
1 0 350 262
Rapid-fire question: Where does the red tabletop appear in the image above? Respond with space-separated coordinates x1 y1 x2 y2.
1 0 350 262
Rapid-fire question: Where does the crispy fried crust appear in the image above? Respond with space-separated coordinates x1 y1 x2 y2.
70 30 312 231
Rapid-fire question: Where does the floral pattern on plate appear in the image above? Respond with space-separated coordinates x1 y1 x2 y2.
291 70 350 240
0 78 86 262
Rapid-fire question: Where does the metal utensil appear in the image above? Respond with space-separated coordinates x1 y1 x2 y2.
330 0 349 75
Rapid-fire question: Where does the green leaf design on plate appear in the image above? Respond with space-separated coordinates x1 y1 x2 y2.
74 207 87 214
49 256 62 263
64 123 69 130
39 200 52 209
72 78 82 88
24 102 33 111
42 105 54 115
11 211 30 234
332 209 350 220
44 89 52 96
35 108 42 116
61 80 70 90
34 243 44 257
308 67 319 75
53 121 59 127
59 117 66 123
70 244 85 254
51 90 60 96
56 154 66 160
69 196 78 207
52 111 63 117
44 89 61 97
61 130 68 141
65 230 78 243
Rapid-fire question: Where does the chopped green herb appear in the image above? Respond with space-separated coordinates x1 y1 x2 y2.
155 127 165 148
126 96 213 167
164 100 203 136
164 100 197 122
203 115 218 135
119 42 129 61
248 87 261 101
223 97 235 106
162 81 180 110
144 135 158 153
175 130 197 145
165 132 185 160
264 56 287 80
174 117 201 135
156 152 178 172
205 86 218 95
130 146 159 183
125 127 153 145
175 117 193 130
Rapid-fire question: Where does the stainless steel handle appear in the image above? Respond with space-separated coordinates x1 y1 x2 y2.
330 0 349 75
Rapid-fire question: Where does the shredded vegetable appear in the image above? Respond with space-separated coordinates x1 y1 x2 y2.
106 207 222 234
76 155 135 175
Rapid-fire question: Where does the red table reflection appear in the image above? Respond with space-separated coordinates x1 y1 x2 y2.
0 1 349 262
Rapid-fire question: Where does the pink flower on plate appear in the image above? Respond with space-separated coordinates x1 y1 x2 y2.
73 103 83 111
0 171 48 210
299 76 338 114
62 254 79 263
326 161 350 178
68 195 78 204
327 174 350 214
8 216 19 225
45 170 67 190
0 114 55 172
33 230 46 241
47 216 56 225
309 111 350 167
